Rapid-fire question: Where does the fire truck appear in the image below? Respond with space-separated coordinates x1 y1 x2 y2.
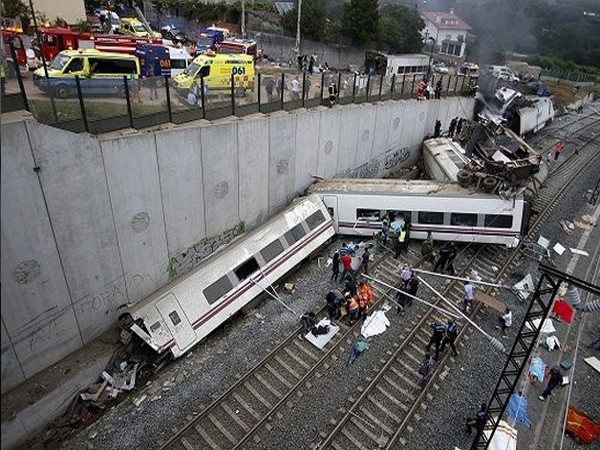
216 38 260 60
2 18 27 70
32 27 162 62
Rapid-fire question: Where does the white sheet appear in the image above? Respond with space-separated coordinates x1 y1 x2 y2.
526 318 556 333
360 310 390 338
304 319 340 350
484 419 517 450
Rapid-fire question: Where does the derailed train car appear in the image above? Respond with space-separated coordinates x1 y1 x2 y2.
308 178 528 248
122 194 334 359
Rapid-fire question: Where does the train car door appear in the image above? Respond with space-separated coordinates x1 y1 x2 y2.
322 195 338 231
156 293 196 351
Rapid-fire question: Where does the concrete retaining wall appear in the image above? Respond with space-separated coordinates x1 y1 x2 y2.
0 96 474 394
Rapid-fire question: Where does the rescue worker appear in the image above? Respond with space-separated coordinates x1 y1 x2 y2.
325 290 344 320
1 54 8 95
357 279 375 313
359 245 371 275
300 311 316 334
463 280 475 313
445 242 457 276
539 366 563 401
417 79 427 100
344 274 357 297
339 252 354 283
395 285 408 315
434 244 452 273
466 403 489 440
406 273 419 308
345 293 360 325
440 319 458 356
434 119 442 137
328 79 338 107
422 230 435 263
418 353 436 389
394 225 407 259
426 321 446 360
330 251 340 282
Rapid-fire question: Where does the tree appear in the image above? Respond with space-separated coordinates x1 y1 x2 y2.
281 0 328 42
342 0 379 44
378 5 425 53
1 0 31 29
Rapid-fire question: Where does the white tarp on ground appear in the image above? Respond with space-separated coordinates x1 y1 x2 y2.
484 419 518 450
514 273 534 301
526 318 556 333
304 319 340 350
361 310 390 338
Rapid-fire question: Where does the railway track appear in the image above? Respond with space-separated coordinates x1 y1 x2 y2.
312 124 600 450
159 244 430 450
528 110 599 148
158 122 600 450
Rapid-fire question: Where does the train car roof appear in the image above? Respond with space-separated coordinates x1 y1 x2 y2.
307 178 517 198
128 193 329 309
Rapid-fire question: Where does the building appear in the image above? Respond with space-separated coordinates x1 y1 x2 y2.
32 0 85 25
420 9 471 63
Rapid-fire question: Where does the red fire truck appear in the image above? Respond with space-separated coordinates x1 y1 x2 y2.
32 27 163 62
216 38 260 60
2 30 27 69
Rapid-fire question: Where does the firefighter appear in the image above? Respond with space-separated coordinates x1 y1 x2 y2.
328 79 338 107
426 321 446 360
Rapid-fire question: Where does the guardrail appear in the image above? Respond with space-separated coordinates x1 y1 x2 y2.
540 69 598 84
3 60 476 135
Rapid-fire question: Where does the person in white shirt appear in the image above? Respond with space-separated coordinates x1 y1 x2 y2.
290 76 300 100
463 280 475 313
498 307 513 337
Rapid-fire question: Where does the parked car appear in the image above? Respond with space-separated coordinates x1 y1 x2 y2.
160 25 187 44
432 62 449 74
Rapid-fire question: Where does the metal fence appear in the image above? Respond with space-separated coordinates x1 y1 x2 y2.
2 55 476 135
539 69 597 84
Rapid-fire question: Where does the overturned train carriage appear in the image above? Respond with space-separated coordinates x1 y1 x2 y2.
308 178 528 247
123 194 334 358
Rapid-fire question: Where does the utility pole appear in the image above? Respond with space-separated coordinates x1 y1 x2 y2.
295 0 302 56
241 0 246 38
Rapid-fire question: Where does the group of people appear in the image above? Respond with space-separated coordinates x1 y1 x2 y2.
325 278 375 325
433 117 465 139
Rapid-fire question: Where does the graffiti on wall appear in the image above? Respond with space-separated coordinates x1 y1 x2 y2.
167 221 246 281
383 146 411 170
338 145 412 179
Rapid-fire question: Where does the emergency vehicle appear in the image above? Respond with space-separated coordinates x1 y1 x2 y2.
2 30 27 70
33 27 162 62
135 43 193 77
217 38 260 60
171 51 254 95
120 18 150 38
196 29 225 54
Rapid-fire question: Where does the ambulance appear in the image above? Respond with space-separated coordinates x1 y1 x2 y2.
171 51 254 96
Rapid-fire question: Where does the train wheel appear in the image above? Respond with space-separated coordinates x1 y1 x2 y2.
483 176 497 192
457 170 472 188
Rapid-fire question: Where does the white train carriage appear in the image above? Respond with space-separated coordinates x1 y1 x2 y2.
125 194 334 358
307 179 528 247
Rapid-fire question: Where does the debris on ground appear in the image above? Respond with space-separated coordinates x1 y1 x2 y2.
283 283 296 294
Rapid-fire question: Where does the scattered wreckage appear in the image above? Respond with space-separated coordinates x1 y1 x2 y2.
422 119 542 198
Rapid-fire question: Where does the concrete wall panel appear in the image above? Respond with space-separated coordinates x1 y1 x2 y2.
357 105 377 165
268 113 296 215
0 121 79 364
239 117 269 227
200 123 240 236
101 135 169 302
425 99 441 138
26 122 125 342
337 105 360 173
156 127 206 255
371 102 393 158
316 108 341 178
294 111 320 195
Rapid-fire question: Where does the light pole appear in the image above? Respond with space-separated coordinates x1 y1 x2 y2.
295 0 302 57
426 37 436 81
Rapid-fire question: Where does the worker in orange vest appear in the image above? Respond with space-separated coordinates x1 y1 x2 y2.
345 294 360 324
358 280 375 308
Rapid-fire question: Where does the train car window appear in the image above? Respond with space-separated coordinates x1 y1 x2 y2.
484 214 513 228
305 210 326 230
356 209 381 221
451 213 478 227
234 257 260 281
261 239 285 263
150 321 161 332
418 211 444 224
203 275 234 304
284 223 307 246
169 311 182 326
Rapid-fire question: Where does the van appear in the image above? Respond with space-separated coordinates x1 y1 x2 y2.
488 65 519 82
135 43 192 77
120 18 148 37
171 51 254 95
33 49 140 98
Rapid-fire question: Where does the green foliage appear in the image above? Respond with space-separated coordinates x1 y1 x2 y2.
377 5 425 53
342 0 379 44
75 19 93 33
152 0 240 24
1 0 31 29
280 0 328 42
